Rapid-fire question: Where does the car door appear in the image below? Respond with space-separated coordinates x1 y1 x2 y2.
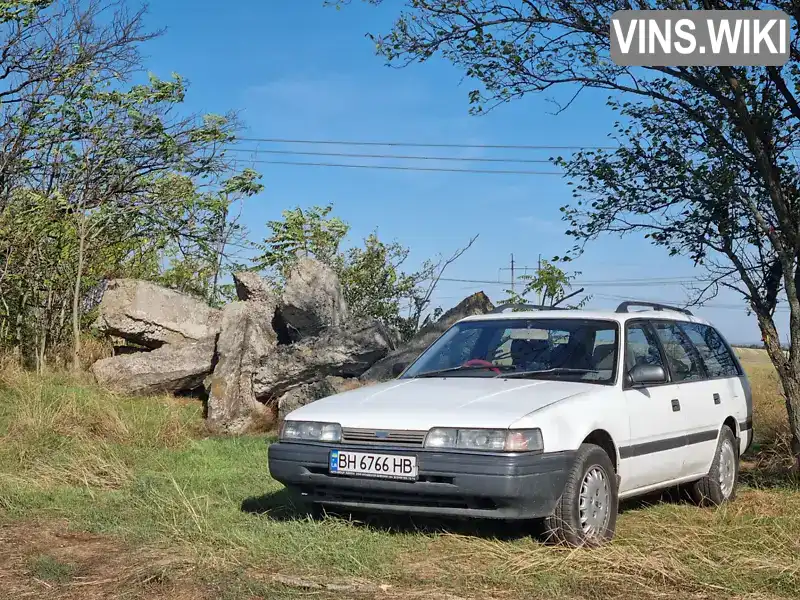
649 320 711 478
677 321 744 475
619 320 689 493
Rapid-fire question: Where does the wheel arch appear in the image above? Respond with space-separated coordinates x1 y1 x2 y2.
722 415 739 439
582 429 618 473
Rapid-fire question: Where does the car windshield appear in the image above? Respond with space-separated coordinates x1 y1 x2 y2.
401 318 619 384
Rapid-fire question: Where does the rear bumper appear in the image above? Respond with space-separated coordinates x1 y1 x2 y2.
268 442 574 520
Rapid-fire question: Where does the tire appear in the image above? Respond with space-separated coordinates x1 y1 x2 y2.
690 425 738 506
544 443 618 547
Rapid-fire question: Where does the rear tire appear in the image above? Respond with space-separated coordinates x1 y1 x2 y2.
690 425 738 506
544 443 618 547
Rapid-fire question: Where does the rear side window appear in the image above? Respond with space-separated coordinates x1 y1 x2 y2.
652 321 705 382
679 323 740 378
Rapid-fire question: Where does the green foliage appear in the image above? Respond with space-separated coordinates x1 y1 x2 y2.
255 204 349 278
500 259 590 309
339 233 420 331
0 0 263 365
154 170 263 307
256 205 445 338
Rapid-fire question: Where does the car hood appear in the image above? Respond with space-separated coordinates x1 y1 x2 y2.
283 377 599 430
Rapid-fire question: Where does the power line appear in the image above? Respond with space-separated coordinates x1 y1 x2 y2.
232 136 617 151
230 158 564 175
225 147 553 164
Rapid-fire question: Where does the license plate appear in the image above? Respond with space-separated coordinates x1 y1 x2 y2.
329 450 417 481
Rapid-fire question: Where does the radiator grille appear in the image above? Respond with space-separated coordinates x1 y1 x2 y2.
341 427 427 447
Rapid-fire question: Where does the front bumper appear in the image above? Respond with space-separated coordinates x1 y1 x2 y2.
267 441 574 520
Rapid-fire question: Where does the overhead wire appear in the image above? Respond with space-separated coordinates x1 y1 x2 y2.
230 136 618 150
224 147 553 164
228 158 564 175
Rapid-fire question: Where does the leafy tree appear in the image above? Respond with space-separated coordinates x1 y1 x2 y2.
339 232 421 332
156 169 263 307
256 204 476 339
501 259 590 309
345 0 800 464
254 204 349 279
0 1 261 368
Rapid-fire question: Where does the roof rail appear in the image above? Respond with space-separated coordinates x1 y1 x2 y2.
615 301 693 316
490 303 570 314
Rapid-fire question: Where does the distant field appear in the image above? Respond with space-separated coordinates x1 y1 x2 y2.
733 346 776 364
0 355 797 600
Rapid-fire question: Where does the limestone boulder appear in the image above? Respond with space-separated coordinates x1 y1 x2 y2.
92 279 221 349
279 257 348 340
254 320 393 400
90 336 216 395
276 376 365 422
205 300 278 435
233 271 275 303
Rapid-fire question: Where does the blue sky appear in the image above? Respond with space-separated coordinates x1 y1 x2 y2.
139 0 784 345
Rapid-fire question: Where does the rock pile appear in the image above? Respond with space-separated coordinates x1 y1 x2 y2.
89 259 494 434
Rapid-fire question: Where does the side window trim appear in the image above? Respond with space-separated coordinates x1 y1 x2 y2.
651 319 710 382
623 319 673 389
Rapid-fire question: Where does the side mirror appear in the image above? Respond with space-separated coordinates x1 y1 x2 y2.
628 364 667 386
391 362 408 377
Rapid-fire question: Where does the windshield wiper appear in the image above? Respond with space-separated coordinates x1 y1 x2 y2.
415 364 515 378
496 368 601 379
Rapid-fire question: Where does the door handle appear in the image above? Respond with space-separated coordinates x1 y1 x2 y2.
671 398 681 412
713 393 721 405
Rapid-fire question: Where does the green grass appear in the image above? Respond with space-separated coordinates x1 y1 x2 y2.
27 554 76 584
0 361 799 599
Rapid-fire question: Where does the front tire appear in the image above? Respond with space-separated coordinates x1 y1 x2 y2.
544 443 618 547
690 425 738 506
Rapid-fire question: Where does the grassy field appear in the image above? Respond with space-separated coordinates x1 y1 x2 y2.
0 350 798 599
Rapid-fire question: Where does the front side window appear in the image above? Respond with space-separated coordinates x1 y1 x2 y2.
625 323 665 371
401 318 619 384
652 321 705 382
678 322 740 378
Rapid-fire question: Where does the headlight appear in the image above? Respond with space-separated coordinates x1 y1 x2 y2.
424 428 543 452
280 421 342 443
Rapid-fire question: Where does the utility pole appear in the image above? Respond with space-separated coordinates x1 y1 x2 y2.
537 253 542 305
510 254 515 294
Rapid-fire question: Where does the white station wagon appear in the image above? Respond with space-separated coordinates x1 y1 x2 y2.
269 301 753 546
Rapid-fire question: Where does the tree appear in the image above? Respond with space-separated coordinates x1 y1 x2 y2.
338 233 420 331
255 204 477 339
501 259 590 309
254 204 349 280
156 169 263 307
346 0 800 465
0 1 260 369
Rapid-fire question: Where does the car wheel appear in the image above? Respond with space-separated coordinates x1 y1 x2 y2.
544 443 618 547
690 425 738 506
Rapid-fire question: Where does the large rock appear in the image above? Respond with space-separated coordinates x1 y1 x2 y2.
233 271 275 303
279 257 348 340
92 279 221 349
206 300 278 435
253 320 393 400
276 376 365 422
90 336 216 395
360 291 495 382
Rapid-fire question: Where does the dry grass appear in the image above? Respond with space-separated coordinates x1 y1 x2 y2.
0 367 201 493
0 347 797 599
737 350 798 474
